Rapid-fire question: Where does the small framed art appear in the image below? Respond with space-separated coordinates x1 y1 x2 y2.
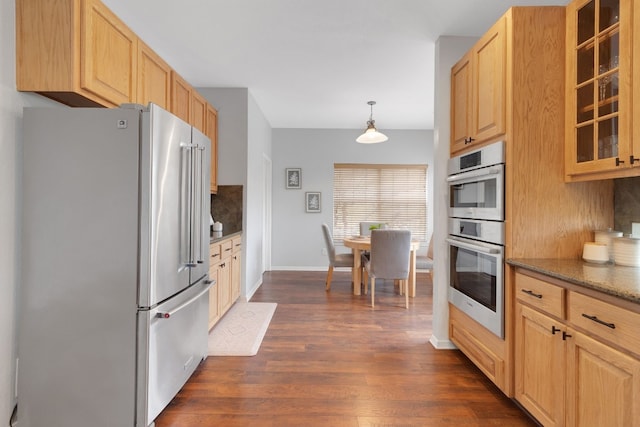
305 192 321 213
285 168 301 189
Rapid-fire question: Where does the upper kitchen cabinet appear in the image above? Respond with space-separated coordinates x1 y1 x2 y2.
206 104 219 193
137 40 172 110
565 0 640 181
16 0 137 107
171 71 192 124
450 16 506 155
191 91 207 133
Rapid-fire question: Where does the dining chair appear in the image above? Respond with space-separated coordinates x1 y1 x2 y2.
359 221 388 236
416 236 434 279
321 223 355 291
362 229 412 308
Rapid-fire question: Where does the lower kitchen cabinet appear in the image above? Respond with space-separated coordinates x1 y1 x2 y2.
208 233 243 330
514 269 640 426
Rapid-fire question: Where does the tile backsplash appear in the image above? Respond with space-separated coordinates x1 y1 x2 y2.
614 176 640 234
211 185 243 234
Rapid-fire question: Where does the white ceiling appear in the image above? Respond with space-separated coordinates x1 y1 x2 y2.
102 0 568 130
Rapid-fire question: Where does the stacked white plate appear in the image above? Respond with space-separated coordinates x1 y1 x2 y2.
612 236 640 267
594 228 623 262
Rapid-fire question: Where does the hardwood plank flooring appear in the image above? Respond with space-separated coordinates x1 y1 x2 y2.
155 271 536 427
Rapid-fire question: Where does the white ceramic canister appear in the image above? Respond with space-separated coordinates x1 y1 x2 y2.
594 228 623 262
612 236 640 267
582 242 609 264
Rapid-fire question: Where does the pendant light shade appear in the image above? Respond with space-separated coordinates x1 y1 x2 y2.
356 101 388 143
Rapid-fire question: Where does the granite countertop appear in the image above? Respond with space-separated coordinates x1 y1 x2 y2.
507 258 640 304
210 229 242 243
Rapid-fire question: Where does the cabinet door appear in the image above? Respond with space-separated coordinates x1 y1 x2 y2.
566 330 640 427
471 16 506 144
515 303 566 427
231 251 242 301
191 91 207 133
171 71 192 124
217 260 232 315
137 40 171 110
81 0 137 106
450 52 472 154
208 264 220 330
565 0 636 179
206 104 219 193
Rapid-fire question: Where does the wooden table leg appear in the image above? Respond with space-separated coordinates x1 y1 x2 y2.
352 249 361 295
409 249 416 297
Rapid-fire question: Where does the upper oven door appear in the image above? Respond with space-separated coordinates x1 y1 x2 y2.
447 164 504 221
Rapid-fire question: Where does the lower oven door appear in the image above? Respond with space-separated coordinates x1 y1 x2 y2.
447 236 504 338
136 278 212 426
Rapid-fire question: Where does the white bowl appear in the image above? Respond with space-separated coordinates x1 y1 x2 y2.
582 242 609 264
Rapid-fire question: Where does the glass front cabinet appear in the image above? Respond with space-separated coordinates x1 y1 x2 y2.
565 0 639 180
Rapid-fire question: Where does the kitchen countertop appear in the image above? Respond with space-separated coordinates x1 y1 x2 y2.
210 229 242 244
507 258 640 304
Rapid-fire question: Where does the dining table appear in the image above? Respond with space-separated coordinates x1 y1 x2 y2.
343 235 422 297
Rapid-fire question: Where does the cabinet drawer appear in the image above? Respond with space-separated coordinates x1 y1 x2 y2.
515 272 565 319
568 291 640 357
209 243 221 267
232 236 242 253
220 240 233 259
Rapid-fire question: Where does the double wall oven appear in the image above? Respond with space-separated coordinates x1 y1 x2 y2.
447 141 505 338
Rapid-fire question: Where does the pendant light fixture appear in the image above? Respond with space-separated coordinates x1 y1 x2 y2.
356 101 388 143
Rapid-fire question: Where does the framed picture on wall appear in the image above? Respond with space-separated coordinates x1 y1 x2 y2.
305 192 321 213
285 168 302 189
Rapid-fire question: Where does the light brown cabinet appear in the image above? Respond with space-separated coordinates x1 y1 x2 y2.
137 40 172 110
208 234 242 330
565 0 640 181
231 236 242 302
450 16 506 155
449 6 614 398
515 270 640 427
170 71 192 124
17 0 137 107
207 104 219 193
191 91 207 134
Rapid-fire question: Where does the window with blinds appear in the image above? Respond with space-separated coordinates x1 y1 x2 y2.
333 163 428 241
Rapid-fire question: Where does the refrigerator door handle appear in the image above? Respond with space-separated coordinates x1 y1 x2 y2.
195 143 206 264
181 142 197 267
156 279 214 319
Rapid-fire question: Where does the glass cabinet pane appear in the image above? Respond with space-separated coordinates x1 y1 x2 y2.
577 124 595 163
578 1 595 44
599 0 620 31
577 45 594 84
577 83 595 123
597 116 618 159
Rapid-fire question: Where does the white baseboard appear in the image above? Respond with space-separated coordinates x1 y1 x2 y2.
246 276 263 301
429 334 457 350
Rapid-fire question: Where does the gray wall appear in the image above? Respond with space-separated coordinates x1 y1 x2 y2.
198 88 272 298
271 128 434 270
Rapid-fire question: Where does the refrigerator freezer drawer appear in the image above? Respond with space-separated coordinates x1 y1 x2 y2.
136 279 212 426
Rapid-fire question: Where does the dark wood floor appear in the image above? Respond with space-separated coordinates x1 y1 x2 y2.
155 271 536 427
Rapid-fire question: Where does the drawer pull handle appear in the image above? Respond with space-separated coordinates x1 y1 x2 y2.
581 313 616 329
521 289 542 299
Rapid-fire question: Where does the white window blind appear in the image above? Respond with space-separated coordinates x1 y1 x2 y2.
333 163 428 241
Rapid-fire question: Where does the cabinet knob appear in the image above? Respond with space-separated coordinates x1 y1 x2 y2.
551 326 561 335
464 137 475 144
562 331 572 341
631 155 639 165
616 157 625 166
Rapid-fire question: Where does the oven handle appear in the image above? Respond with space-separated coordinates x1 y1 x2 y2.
446 165 503 183
446 237 501 254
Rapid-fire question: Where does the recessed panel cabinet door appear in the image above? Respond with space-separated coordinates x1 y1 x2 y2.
137 40 171 110
451 52 472 154
566 330 640 427
471 16 506 144
81 0 137 105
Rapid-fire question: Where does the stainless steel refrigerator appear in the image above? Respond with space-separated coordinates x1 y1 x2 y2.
18 103 213 427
